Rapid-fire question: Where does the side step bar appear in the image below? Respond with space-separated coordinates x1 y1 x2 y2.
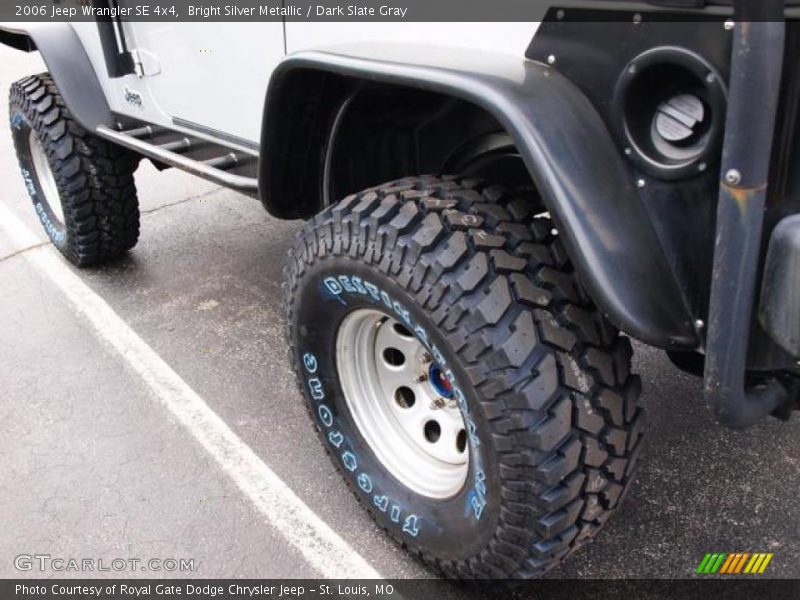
96 125 259 194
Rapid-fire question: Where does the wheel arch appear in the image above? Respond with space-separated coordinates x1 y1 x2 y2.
1 24 112 131
260 47 698 349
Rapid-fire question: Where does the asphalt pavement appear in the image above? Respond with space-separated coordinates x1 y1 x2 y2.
1 48 798 582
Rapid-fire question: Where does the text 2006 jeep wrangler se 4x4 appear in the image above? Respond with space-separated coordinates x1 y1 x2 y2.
3 0 800 580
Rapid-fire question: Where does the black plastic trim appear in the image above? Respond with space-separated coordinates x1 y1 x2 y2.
94 3 136 79
7 24 113 131
0 28 36 52
759 215 800 358
260 49 699 349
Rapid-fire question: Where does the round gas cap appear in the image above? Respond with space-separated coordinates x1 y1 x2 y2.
654 93 706 143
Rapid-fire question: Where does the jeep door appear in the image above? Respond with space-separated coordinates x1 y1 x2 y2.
119 22 284 147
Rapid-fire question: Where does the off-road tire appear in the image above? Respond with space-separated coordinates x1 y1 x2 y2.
9 73 140 267
284 175 645 579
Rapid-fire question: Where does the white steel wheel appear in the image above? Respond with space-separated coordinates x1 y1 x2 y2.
28 130 64 224
336 308 469 499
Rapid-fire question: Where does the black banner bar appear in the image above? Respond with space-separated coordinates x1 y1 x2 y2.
0 0 759 23
2 579 800 600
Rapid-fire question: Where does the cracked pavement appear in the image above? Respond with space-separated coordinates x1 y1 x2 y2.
1 48 799 582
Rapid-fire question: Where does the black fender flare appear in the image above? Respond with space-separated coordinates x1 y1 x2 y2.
0 24 111 131
260 46 698 349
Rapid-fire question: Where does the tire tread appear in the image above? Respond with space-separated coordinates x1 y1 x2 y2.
9 73 139 266
284 175 644 579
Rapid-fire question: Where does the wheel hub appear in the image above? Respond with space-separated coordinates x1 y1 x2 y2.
336 309 469 499
428 363 454 400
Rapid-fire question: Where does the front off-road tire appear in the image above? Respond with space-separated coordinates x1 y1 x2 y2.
9 74 140 267
284 175 645 579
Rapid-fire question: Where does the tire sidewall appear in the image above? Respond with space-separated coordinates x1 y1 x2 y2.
10 106 70 254
290 257 501 561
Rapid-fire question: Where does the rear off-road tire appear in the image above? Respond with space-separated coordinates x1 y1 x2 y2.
284 175 645 579
9 73 140 267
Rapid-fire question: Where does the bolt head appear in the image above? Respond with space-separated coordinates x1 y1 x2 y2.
725 169 742 185
547 54 556 65
637 179 646 189
724 19 735 31
695 319 705 330
633 13 643 25
556 9 565 20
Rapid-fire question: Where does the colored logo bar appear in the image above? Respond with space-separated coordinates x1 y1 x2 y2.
696 553 773 574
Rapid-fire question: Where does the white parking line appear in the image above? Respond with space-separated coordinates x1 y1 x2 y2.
0 202 383 580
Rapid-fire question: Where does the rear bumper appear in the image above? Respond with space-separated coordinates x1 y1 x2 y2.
760 215 800 358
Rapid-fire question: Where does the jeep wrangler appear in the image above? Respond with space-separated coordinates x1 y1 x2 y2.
3 0 799 580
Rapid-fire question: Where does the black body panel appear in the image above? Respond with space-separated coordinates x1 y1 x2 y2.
260 48 698 349
528 10 733 351
760 215 800 359
0 24 112 131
